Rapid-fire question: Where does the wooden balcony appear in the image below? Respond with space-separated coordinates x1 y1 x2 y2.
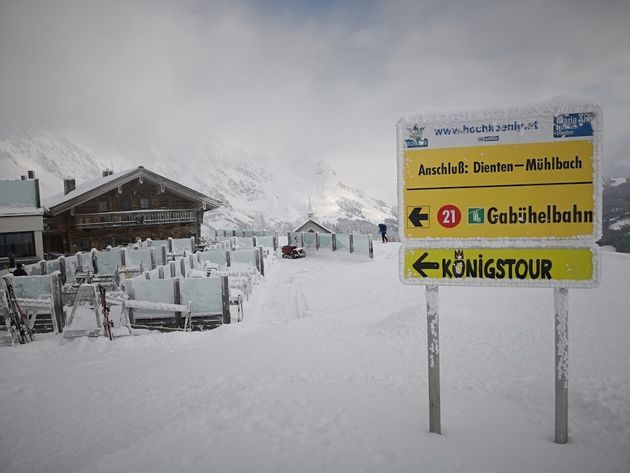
75 209 197 228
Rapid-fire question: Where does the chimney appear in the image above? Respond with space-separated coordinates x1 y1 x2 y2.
102 168 113 177
28 170 35 179
64 178 76 195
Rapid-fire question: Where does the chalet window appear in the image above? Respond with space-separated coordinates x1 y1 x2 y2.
120 198 131 211
140 197 151 209
0 232 36 257
159 195 168 208
98 199 109 212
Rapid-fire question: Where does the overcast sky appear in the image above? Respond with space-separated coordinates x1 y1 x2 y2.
1 0 629 202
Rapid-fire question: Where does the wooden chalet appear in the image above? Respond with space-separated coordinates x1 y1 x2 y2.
43 167 222 254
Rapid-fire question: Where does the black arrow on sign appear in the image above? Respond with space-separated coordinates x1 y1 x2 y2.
408 207 429 227
412 252 439 277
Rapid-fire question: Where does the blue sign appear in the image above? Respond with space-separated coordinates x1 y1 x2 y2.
554 113 594 138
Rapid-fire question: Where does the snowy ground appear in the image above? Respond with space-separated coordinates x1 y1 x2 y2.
1 243 628 473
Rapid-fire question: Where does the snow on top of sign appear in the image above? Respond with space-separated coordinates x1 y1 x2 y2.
396 97 604 251
397 95 601 126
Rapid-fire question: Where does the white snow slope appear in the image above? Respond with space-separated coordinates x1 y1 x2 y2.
1 244 628 473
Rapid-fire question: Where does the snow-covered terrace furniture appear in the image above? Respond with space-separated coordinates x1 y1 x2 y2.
3 273 64 333
126 276 230 329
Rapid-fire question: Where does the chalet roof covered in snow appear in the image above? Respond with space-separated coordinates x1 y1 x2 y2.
294 219 333 234
45 166 223 216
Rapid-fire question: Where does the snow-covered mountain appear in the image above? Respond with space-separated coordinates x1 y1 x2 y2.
600 177 630 252
0 131 397 235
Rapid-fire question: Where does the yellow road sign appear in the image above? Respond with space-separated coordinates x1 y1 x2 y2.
401 246 598 287
397 107 602 242
402 140 595 239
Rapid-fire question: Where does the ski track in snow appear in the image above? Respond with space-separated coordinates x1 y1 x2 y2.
0 244 628 473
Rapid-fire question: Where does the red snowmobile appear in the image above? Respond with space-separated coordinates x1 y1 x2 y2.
281 245 306 259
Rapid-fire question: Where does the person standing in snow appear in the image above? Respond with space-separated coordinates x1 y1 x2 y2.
12 263 28 276
378 223 388 243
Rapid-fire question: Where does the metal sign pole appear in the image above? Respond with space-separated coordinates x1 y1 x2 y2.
426 285 441 434
554 287 569 444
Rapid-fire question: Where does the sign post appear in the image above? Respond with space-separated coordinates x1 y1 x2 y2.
554 287 569 443
397 102 601 442
426 285 441 434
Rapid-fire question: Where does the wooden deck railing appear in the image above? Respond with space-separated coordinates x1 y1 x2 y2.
75 209 197 228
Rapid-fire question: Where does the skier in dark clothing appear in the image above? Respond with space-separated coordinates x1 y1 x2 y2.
378 223 388 243
12 263 28 276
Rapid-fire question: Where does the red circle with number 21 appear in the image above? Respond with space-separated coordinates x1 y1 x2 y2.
437 205 461 228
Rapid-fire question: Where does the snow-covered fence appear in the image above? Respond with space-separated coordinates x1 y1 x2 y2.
352 234 374 259
335 234 352 252
303 232 317 249
45 259 62 278
125 248 155 272
254 235 278 251
91 248 124 275
199 249 230 268
170 237 195 256
318 233 334 251
234 236 255 248
126 276 230 328
213 229 272 239
286 232 372 259
287 232 304 247
64 254 81 284
22 261 42 275
179 277 230 325
231 247 265 276
126 278 176 325
3 273 64 333
148 239 169 250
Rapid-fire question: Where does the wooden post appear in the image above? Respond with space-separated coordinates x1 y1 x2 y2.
167 237 173 254
273 235 278 251
144 271 151 280
158 266 165 279
300 232 304 248
316 232 320 250
127 280 135 324
426 285 441 434
58 256 67 284
180 258 187 278
554 287 569 444
287 232 292 246
150 248 157 270
225 250 231 268
169 261 177 278
76 252 84 272
50 273 64 333
332 233 337 252
349 234 354 254
368 235 374 259
91 249 98 274
221 276 231 324
173 279 182 328
39 260 47 275
258 247 265 276
160 245 167 266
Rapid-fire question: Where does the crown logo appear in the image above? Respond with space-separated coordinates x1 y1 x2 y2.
454 249 464 260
